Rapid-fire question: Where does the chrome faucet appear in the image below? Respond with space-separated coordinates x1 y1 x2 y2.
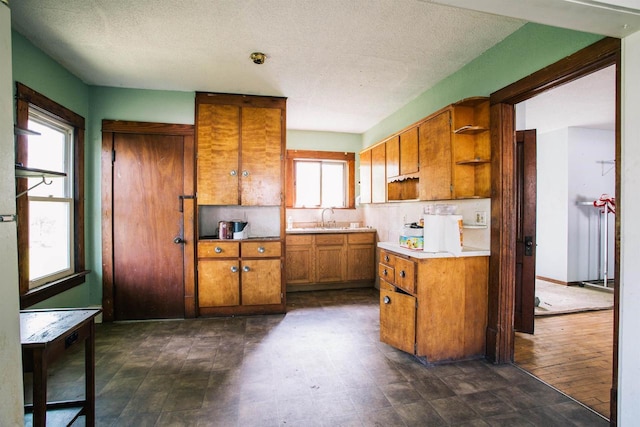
321 208 334 228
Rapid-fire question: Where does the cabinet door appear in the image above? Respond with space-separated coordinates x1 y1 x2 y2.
316 245 345 282
400 127 419 175
241 107 283 206
198 259 240 307
347 244 375 281
380 289 416 354
371 143 386 203
419 110 452 201
385 136 400 178
286 244 314 284
359 149 372 204
241 259 282 305
197 104 240 205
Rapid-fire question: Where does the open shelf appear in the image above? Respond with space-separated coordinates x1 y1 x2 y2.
14 126 41 136
15 165 66 178
454 125 488 135
456 158 490 165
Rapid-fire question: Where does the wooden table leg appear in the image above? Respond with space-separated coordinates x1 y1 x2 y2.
32 347 47 427
85 321 96 426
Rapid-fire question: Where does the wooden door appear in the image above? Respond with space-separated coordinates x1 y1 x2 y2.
400 127 419 175
198 259 240 307
514 130 537 334
196 104 239 205
316 245 345 282
112 133 185 320
371 143 386 203
419 111 452 200
241 259 282 305
386 136 400 178
241 107 282 206
359 149 372 204
380 289 416 354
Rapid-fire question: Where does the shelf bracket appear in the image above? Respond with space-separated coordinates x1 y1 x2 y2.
16 176 53 199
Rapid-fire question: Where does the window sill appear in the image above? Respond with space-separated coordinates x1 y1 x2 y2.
20 270 91 309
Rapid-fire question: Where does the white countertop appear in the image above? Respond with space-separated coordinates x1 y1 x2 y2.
377 242 490 258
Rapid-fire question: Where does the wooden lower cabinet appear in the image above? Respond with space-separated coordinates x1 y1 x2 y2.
379 249 488 364
286 232 376 289
197 240 284 315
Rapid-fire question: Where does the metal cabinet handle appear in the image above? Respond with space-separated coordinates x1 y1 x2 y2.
230 170 237 176
383 296 391 304
215 247 223 253
173 236 185 244
382 269 388 276
230 266 238 273
243 265 250 272
242 170 250 177
399 270 406 278
257 246 265 253
384 255 390 262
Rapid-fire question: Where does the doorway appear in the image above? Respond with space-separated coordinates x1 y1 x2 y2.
101 121 196 321
486 37 620 421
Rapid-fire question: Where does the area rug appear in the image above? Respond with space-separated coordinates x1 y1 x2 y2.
535 279 614 316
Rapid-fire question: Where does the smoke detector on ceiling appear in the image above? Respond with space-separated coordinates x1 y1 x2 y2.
250 52 267 65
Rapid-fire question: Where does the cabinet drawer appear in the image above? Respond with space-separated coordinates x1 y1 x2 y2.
379 249 396 267
395 257 416 294
315 234 346 246
286 234 313 245
348 232 375 244
242 241 281 258
198 241 240 258
379 278 395 292
378 263 395 283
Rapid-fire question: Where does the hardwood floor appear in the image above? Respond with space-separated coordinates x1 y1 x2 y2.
515 309 613 419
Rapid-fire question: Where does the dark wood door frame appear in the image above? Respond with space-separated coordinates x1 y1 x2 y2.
486 37 620 423
101 121 196 321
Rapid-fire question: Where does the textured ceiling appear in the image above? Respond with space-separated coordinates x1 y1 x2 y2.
9 0 525 133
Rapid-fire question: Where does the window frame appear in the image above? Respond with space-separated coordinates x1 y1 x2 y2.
285 149 355 209
15 82 88 308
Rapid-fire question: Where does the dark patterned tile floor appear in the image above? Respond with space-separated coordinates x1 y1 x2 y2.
24 288 609 426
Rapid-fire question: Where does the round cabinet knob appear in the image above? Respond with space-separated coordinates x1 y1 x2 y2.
257 246 265 253
215 247 223 253
384 255 390 262
399 270 406 278
243 265 250 272
230 266 238 273
383 269 388 276
383 296 391 304
173 237 185 244
230 170 237 176
242 170 250 177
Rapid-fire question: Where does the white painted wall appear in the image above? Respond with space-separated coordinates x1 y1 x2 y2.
567 127 615 282
0 2 26 424
536 128 570 281
619 29 640 425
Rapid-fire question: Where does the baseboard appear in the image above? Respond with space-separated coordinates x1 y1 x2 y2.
287 281 374 292
536 276 568 286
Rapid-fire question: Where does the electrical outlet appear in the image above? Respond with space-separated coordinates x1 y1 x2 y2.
475 211 487 226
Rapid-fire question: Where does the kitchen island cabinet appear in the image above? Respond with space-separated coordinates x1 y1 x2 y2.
286 230 376 291
378 244 489 364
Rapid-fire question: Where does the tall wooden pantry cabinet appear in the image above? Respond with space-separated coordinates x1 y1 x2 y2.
195 93 287 316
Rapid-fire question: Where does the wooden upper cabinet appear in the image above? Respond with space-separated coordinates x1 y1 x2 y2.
419 110 452 201
197 104 240 205
386 136 400 178
371 143 386 203
359 148 372 204
399 127 419 176
196 93 285 206
241 107 283 206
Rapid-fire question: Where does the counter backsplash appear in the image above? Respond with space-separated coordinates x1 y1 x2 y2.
199 205 281 239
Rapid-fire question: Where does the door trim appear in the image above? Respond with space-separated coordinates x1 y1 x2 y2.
101 120 196 321
486 36 620 423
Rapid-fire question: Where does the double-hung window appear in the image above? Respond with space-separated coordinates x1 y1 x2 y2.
286 150 355 209
15 83 87 307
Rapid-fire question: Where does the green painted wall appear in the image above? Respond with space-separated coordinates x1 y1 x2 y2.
363 23 603 147
11 21 604 310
